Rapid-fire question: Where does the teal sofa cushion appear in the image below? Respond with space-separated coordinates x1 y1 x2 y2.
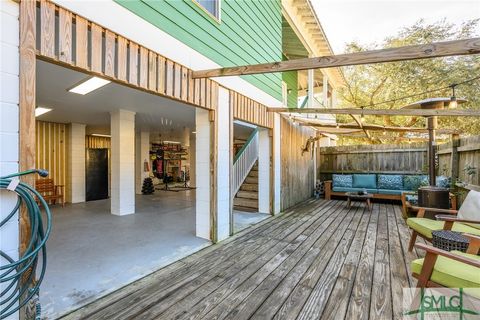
332 174 353 188
377 189 406 195
377 174 403 190
403 175 428 191
436 176 450 188
352 174 377 189
333 187 378 194
406 194 419 205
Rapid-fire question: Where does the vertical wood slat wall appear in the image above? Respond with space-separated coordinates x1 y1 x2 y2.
35 0 216 110
230 91 273 128
35 0 273 128
35 121 69 200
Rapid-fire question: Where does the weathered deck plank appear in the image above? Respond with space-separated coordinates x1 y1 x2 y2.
62 200 418 320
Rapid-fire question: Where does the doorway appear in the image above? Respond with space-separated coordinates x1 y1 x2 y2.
86 148 109 201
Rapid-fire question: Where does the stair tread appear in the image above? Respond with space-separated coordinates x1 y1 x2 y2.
236 190 258 200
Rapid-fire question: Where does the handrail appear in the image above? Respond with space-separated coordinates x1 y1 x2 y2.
234 129 258 164
232 129 259 196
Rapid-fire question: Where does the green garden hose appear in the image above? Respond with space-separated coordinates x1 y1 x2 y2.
1 169 52 320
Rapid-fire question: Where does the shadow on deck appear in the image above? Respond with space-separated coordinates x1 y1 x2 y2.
61 199 422 320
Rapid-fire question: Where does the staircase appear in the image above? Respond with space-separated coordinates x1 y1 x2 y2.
234 162 258 211
232 129 259 212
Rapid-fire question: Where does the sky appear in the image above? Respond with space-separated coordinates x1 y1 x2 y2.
312 0 480 54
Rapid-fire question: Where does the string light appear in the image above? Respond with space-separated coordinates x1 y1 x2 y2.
336 123 340 129
360 107 365 122
383 125 386 135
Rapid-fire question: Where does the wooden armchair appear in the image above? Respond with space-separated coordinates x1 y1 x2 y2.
35 178 65 207
407 207 480 251
412 234 480 298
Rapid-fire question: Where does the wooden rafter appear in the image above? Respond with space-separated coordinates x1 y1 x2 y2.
298 121 461 134
192 38 480 78
269 108 480 117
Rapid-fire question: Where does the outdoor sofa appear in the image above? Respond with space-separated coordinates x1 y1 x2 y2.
324 173 450 201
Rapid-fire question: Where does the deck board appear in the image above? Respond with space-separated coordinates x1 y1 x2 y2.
62 200 419 320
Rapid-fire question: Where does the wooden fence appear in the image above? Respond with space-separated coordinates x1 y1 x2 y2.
318 136 480 194
318 143 428 181
437 135 480 187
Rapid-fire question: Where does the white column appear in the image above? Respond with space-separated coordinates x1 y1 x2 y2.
216 87 232 241
0 1 19 318
258 128 271 214
135 131 150 194
110 109 136 215
68 123 86 203
307 69 314 108
195 108 211 239
273 113 281 214
323 74 329 107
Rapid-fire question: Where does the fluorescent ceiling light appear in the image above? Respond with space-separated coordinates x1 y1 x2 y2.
163 141 181 144
91 134 111 138
35 107 52 117
68 77 111 95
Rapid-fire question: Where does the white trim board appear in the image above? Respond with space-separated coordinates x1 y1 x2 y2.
51 0 283 108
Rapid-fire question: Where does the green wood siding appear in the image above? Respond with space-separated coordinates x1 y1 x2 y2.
115 0 283 100
282 70 298 108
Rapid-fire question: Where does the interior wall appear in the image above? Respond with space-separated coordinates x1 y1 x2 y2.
280 116 315 211
35 121 70 200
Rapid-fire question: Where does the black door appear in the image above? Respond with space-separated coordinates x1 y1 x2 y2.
86 148 108 201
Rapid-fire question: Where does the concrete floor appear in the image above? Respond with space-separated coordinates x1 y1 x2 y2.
233 210 270 232
40 190 210 319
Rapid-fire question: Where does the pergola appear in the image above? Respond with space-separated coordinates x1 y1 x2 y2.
192 37 480 142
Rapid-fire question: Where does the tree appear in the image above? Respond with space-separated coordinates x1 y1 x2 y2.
338 19 480 144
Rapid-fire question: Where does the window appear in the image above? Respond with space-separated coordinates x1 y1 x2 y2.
282 82 288 107
195 0 221 21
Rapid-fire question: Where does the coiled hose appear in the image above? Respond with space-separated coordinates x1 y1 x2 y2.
1 169 52 320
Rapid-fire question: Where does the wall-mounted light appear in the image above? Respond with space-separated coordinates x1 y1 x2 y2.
35 107 52 117
68 76 111 95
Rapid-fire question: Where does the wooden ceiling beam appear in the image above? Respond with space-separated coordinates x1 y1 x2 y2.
268 108 480 117
192 38 480 78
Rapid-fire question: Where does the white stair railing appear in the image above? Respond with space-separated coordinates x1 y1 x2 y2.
232 130 259 196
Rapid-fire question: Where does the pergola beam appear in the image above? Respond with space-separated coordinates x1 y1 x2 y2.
192 38 480 78
268 108 480 117
299 122 461 134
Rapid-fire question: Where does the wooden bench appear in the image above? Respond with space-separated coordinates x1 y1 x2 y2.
35 179 65 207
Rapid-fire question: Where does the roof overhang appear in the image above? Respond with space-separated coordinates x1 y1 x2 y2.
281 0 346 89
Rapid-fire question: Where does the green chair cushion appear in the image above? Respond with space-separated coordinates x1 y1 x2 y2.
377 174 403 190
411 251 480 299
332 174 353 188
332 187 378 194
352 174 377 189
406 218 480 239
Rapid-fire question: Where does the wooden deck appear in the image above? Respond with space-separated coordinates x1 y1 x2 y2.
62 199 424 320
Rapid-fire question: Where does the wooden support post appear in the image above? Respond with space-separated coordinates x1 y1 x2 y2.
19 1 36 317
450 133 460 186
19 0 36 253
